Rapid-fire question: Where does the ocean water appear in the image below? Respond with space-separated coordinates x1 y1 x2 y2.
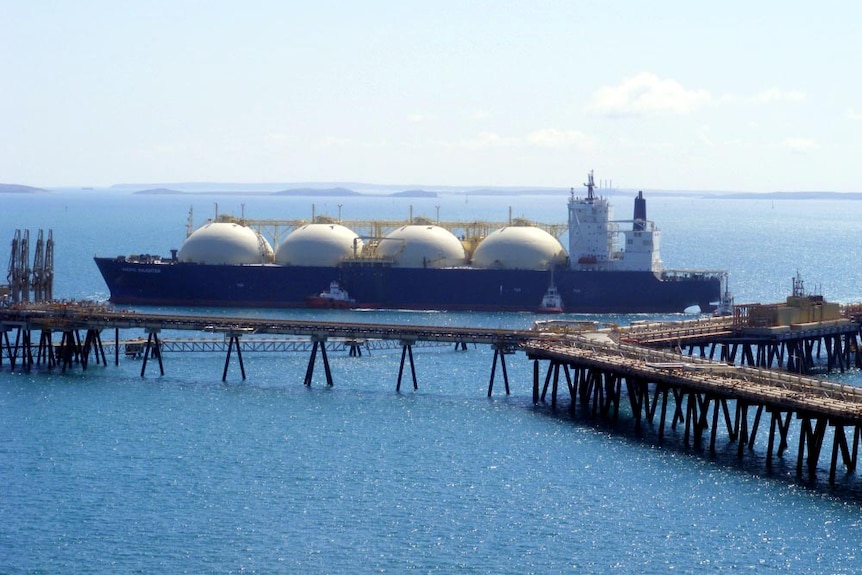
2 189 862 574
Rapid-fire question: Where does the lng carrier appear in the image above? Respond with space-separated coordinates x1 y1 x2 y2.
94 172 725 313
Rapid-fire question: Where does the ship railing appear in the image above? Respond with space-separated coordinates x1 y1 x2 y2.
531 319 600 334
610 218 657 232
621 316 734 339
341 255 396 265
660 269 726 281
240 217 569 247
122 254 166 264
840 302 862 320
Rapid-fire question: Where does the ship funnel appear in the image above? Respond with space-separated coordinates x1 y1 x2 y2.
633 191 647 231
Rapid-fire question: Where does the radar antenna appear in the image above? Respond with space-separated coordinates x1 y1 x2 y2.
584 170 596 202
792 271 805 297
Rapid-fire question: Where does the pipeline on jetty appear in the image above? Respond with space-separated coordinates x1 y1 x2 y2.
116 336 451 358
3 301 862 485
0 302 523 391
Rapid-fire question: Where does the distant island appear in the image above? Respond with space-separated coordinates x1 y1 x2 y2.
0 183 50 194
391 190 437 198
135 188 188 195
718 191 862 200
131 186 439 198
103 181 862 199
125 186 861 200
274 187 361 197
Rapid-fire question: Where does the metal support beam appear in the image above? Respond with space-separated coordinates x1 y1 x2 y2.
304 340 318 386
396 341 417 392
303 337 333 387
532 359 539 404
37 330 54 367
487 345 511 397
223 334 247 382
59 330 80 372
141 330 164 377
2 328 18 369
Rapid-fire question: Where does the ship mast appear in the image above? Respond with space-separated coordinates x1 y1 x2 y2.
186 206 195 238
584 170 596 202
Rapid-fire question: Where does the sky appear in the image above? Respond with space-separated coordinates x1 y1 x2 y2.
1 0 860 192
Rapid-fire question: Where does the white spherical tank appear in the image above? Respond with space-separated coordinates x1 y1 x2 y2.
178 222 273 265
472 226 567 270
275 223 362 266
376 225 467 268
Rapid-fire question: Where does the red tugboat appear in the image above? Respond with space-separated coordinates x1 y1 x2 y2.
305 281 357 309
538 284 564 313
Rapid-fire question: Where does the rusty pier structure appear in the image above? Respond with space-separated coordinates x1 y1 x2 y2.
0 303 521 394
4 300 862 485
518 283 862 484
617 277 862 375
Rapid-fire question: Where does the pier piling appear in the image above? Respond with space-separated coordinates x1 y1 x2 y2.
223 334 246 382
396 340 418 392
303 337 333 387
5 303 862 485
487 344 512 397
140 329 164 377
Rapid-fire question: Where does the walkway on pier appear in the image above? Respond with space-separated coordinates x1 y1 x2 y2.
0 303 521 391
526 334 862 423
0 304 531 345
615 314 862 374
525 333 862 483
4 302 862 484
114 336 450 357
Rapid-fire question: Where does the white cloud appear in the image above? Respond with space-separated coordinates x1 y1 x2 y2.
588 72 712 116
847 108 862 121
408 113 428 123
754 88 806 103
782 137 819 152
458 131 520 150
526 128 592 149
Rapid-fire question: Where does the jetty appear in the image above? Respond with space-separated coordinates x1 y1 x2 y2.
3 298 862 485
0 302 526 391
617 275 861 375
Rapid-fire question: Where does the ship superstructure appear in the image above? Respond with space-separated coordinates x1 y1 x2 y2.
568 170 661 272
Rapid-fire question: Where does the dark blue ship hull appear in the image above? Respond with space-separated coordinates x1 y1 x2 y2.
94 257 721 313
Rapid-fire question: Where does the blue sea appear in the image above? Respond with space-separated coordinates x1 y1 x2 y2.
2 189 862 573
